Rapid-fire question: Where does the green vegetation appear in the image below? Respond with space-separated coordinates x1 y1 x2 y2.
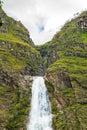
0 85 31 129
47 57 87 87
0 7 42 129
5 88 31 130
43 11 87 129
46 58 87 129
0 7 42 75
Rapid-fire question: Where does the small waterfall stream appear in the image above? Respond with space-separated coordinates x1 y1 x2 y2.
27 77 53 130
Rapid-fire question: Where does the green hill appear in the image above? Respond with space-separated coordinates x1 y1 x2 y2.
0 7 43 129
38 11 87 129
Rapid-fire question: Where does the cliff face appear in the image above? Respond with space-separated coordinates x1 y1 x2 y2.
40 11 87 129
46 57 87 129
38 12 87 70
1 6 87 130
0 7 43 76
0 7 43 130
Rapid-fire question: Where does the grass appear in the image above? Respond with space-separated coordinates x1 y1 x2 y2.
0 32 41 75
0 33 38 53
0 50 25 71
47 56 87 88
47 56 87 73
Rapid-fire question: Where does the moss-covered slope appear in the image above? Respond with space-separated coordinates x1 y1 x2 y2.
37 11 87 70
0 7 43 130
0 6 43 76
38 11 87 129
46 57 87 129
0 7 34 46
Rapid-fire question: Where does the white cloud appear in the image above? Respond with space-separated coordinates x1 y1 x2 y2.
2 0 87 44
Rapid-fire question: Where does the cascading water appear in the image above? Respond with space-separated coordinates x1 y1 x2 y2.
27 77 53 130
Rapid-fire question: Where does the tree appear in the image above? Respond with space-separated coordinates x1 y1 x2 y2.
0 0 3 26
0 0 3 7
0 18 3 26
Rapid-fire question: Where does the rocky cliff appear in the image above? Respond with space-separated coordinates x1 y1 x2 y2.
39 11 87 129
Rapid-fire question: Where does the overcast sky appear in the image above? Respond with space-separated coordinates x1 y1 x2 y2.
3 0 87 45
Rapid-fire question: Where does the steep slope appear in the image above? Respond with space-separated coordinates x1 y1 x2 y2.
0 7 43 75
37 11 87 69
0 7 34 46
38 11 87 129
0 7 43 130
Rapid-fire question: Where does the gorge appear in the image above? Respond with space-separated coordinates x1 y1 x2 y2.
0 6 87 130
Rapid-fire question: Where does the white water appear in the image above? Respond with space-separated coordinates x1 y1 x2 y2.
27 77 53 130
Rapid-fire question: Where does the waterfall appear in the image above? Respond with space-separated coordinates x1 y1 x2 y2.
27 77 53 130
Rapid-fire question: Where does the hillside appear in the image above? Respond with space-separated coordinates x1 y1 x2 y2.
38 11 87 129
0 7 43 130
